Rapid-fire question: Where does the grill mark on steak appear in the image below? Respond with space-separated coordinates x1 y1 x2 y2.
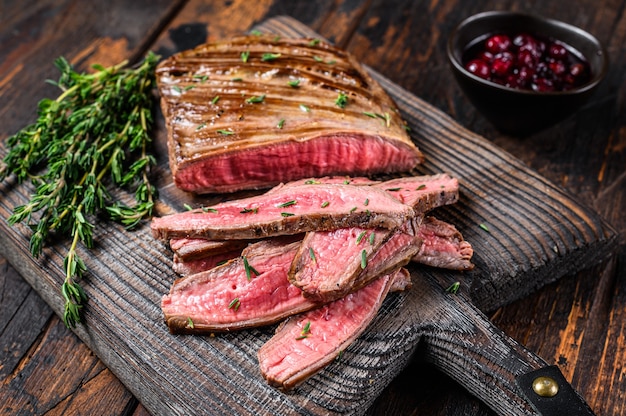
156 35 423 194
258 268 410 390
151 183 415 241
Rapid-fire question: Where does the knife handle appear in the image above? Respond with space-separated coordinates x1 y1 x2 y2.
415 272 596 416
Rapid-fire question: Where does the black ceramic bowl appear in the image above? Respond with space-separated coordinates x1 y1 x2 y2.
447 11 608 136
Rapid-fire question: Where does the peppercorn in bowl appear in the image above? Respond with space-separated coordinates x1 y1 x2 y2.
447 11 607 136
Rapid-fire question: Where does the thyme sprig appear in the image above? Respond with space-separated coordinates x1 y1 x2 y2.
0 52 161 328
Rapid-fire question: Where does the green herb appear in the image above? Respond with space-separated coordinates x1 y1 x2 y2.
192 74 208 83
299 104 310 112
321 201 330 208
386 187 401 192
273 35 281 42
281 212 295 217
479 223 490 232
416 184 426 190
335 92 348 108
305 179 321 184
364 198 369 206
350 206 357 212
0 53 160 328
261 53 281 61
313 56 324 63
356 230 367 244
363 111 378 118
363 111 391 127
240 207 258 214
201 206 218 213
309 247 316 263
241 50 250 63
250 29 263 36
403 124 411 132
172 85 182 93
228 297 241 310
343 179 350 184
187 317 195 329
183 85 195 91
296 321 311 340
368 232 375 245
217 129 235 135
242 256 259 281
287 79 300 88
360 249 368 269
277 200 297 208
246 94 265 104
446 282 461 294
216 259 229 266
211 95 220 105
277 118 285 129
196 123 206 131
184 203 194 211
308 38 321 46
231 77 243 82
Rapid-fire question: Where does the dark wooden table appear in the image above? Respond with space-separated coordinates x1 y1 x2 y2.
1 1 624 415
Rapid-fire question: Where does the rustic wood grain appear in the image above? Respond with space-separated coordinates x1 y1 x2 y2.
1 0 625 415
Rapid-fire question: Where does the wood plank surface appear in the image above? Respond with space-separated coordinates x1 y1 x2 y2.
1 1 624 415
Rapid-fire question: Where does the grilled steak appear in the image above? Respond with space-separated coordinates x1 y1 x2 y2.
156 35 423 194
258 268 410 390
162 239 319 334
288 174 459 300
413 216 474 270
151 183 415 241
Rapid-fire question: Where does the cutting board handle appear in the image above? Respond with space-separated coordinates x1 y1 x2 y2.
415 273 596 416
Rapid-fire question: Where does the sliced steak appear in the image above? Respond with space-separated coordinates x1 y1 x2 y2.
288 173 458 301
156 35 423 194
172 249 242 276
170 238 249 261
162 239 320 333
258 268 410 390
151 183 415 241
413 216 474 270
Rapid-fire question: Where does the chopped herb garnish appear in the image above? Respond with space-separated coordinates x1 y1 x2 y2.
308 38 321 46
335 92 348 108
187 317 195 329
193 74 209 82
184 203 193 211
479 223 490 232
321 201 330 208
228 297 241 310
196 122 206 130
296 321 311 340
242 256 259 281
261 52 281 61
299 104 310 112
172 85 182 93
277 200 297 208
368 233 375 245
241 50 250 63
201 206 218 213
250 29 263 36
360 249 368 269
240 207 258 214
350 206 357 213
309 247 316 262
287 79 301 87
416 184 426 190
184 85 195 91
364 198 369 206
363 111 377 118
217 129 235 135
216 259 229 266
313 56 324 62
403 124 411 132
277 118 285 129
386 187 401 192
281 212 295 217
446 282 461 294
246 94 266 104
356 230 367 244
343 179 350 184
211 95 220 105
231 77 243 82
273 35 281 42
363 111 391 127
305 179 321 184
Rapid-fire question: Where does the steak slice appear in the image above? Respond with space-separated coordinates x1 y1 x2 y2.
172 249 242 276
413 216 474 270
258 268 410 390
162 239 319 333
170 238 249 261
156 35 423 194
151 183 415 241
288 173 459 301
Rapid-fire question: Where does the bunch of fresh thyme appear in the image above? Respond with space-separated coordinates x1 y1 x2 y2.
0 52 161 328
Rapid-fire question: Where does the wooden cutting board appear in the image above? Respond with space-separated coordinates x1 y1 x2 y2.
0 16 616 416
